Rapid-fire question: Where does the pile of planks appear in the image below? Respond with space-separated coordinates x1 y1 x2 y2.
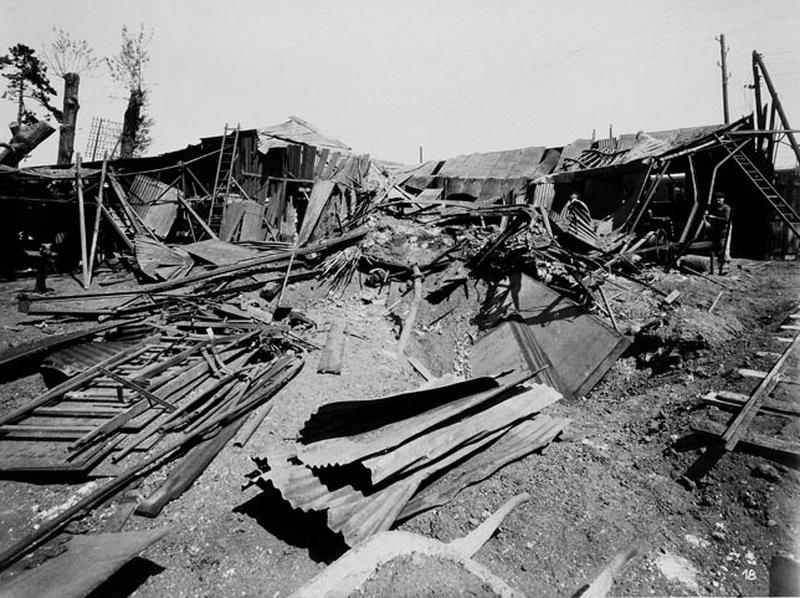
247 371 568 547
0 311 307 570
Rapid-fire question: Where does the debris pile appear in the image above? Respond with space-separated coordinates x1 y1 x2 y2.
247 372 567 546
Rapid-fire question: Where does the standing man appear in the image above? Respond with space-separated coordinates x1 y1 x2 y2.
704 191 732 275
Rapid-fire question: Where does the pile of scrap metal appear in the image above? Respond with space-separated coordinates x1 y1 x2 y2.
246 371 568 547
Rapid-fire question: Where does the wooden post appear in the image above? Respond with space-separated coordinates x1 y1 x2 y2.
57 73 80 165
87 153 108 285
754 51 800 167
75 153 90 289
718 34 730 124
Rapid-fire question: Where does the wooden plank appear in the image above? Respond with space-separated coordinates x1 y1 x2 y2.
76 154 90 288
738 368 800 385
87 155 108 284
32 406 126 418
177 194 218 240
701 391 800 418
219 201 246 241
0 529 168 598
317 320 346 375
405 354 433 381
97 367 177 411
723 334 800 450
0 424 95 439
0 354 302 570
69 399 151 450
183 239 260 266
297 180 336 245
135 417 245 517
238 200 266 241
694 419 800 461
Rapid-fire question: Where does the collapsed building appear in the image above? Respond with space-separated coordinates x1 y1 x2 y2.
401 116 800 262
0 51 799 594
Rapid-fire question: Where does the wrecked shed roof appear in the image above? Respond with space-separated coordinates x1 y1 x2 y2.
436 146 550 179
554 122 737 173
403 146 560 201
257 116 352 152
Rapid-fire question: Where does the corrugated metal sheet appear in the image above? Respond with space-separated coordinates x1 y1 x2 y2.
41 340 144 378
550 198 601 248
360 384 561 484
403 148 556 202
257 116 351 152
253 412 565 546
134 236 193 281
128 175 180 239
531 181 555 209
398 414 567 520
298 377 498 443
297 375 526 468
555 124 730 173
437 147 547 179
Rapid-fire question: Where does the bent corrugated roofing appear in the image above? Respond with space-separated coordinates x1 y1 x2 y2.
257 116 351 152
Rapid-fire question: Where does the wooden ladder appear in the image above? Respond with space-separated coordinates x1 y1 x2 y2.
717 134 800 238
207 123 240 226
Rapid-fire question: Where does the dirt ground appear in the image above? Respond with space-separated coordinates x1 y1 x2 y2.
0 258 798 597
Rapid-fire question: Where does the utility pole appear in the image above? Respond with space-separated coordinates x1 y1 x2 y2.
419 145 423 164
717 34 730 124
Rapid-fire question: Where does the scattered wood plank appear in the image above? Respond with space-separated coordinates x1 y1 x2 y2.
701 391 800 418
708 290 724 313
723 335 800 451
318 320 346 375
0 528 169 598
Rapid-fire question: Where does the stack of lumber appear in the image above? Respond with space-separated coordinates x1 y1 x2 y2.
247 371 568 546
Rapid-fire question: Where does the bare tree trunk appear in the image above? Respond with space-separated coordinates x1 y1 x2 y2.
57 73 80 165
0 120 56 166
120 88 144 159
16 81 24 125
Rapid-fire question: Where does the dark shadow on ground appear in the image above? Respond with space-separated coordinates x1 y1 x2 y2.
85 557 164 598
235 485 348 563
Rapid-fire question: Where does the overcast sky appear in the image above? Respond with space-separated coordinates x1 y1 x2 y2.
1 1 799 166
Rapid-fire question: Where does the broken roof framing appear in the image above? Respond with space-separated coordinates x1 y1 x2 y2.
399 115 796 259
0 117 388 282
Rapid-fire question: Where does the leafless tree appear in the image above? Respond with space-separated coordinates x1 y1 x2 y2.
44 28 100 164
